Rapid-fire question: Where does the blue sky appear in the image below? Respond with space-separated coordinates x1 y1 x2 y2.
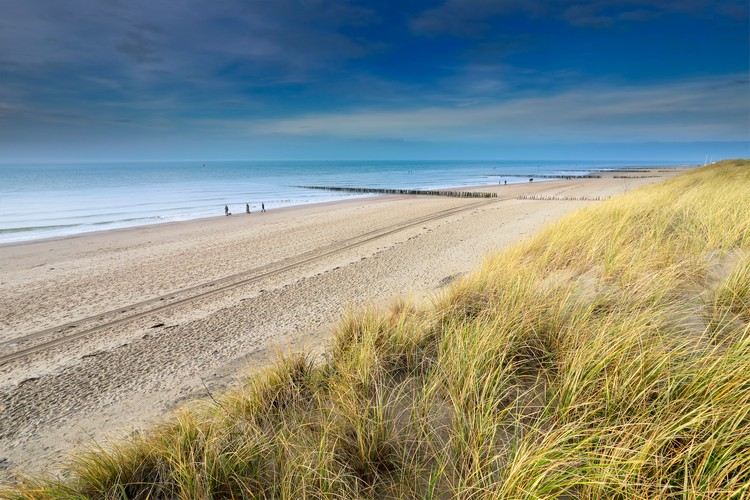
0 0 748 162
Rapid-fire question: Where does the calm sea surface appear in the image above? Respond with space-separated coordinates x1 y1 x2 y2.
0 160 682 243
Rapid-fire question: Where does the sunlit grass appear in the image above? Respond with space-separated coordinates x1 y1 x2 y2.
4 160 750 498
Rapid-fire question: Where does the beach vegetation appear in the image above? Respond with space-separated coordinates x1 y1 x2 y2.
4 160 750 499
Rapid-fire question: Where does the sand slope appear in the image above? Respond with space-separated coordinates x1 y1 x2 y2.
0 172 677 479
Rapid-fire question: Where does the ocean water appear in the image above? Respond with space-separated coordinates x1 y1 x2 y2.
0 160 681 244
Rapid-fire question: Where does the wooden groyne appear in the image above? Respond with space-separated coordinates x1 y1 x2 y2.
518 195 609 201
296 185 497 198
613 175 661 179
485 174 602 179
604 169 652 173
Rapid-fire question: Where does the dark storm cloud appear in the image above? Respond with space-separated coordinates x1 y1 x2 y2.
0 0 384 140
0 0 377 69
411 0 536 37
116 29 163 64
0 0 747 161
412 0 748 35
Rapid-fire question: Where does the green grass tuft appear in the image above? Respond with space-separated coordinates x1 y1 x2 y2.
4 160 750 499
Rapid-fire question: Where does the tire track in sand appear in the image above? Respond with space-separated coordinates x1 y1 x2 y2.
0 198 499 366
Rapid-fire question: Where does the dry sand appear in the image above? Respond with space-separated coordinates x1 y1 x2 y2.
0 171 679 480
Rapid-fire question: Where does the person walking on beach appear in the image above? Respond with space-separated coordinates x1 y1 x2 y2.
246 203 250 214
225 205 230 216
261 202 266 213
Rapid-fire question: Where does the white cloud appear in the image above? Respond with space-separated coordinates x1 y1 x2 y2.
245 75 750 142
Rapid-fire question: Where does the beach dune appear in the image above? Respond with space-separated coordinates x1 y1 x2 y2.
0 170 676 479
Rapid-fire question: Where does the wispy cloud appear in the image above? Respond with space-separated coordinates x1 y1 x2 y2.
0 0 379 90
246 75 750 142
0 1 747 160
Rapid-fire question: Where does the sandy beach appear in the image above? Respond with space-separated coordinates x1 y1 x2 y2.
0 170 679 480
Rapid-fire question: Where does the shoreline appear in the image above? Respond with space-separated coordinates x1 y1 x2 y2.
0 165 691 247
0 193 380 249
0 178 537 248
0 168 683 480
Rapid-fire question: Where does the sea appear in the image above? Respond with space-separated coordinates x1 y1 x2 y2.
0 160 684 244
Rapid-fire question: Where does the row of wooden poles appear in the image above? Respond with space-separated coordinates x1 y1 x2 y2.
488 174 602 179
296 185 498 198
613 175 661 179
517 195 610 201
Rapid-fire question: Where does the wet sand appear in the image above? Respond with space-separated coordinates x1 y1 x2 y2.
0 170 680 480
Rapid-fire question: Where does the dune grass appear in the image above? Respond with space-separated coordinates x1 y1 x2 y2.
4 160 750 499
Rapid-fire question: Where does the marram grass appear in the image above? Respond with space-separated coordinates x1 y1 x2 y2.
4 160 750 499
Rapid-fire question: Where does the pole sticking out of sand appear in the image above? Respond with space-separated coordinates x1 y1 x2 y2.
296 185 497 198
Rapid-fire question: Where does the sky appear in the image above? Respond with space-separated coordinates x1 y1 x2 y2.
0 0 748 162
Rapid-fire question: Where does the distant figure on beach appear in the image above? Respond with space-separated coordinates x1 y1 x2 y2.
529 178 534 182
246 203 250 214
504 180 507 185
261 202 266 212
225 205 230 216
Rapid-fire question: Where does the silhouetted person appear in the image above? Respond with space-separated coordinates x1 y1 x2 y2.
504 180 507 185
246 203 250 214
261 202 266 212
225 205 230 216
